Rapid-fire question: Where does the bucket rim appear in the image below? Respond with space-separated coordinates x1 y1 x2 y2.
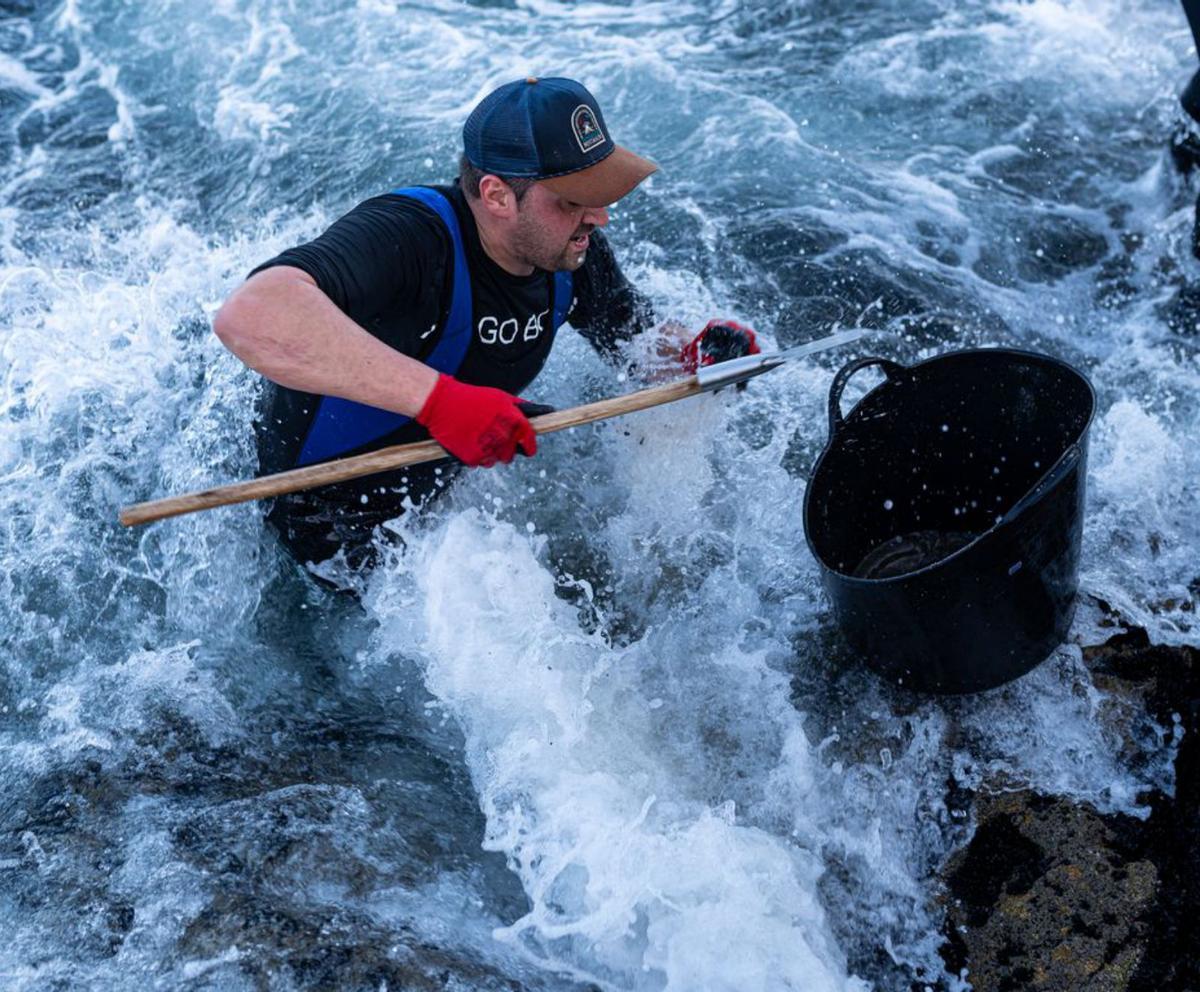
802 346 1096 586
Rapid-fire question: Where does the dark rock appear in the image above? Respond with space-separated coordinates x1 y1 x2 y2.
1083 629 1200 992
940 626 1200 992
1094 249 1139 311
1016 215 1110 284
1170 129 1200 178
774 248 926 332
942 790 1156 992
179 893 593 991
0 755 138 960
725 215 961 340
971 244 1022 289
726 215 849 266
914 218 969 268
972 214 1109 289
1156 281 1200 336
781 425 823 481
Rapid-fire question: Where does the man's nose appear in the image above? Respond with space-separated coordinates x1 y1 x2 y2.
583 205 609 227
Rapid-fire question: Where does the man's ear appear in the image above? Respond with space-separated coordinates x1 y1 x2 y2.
478 175 519 219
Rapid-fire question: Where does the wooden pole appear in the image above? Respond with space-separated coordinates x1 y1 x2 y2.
118 376 705 527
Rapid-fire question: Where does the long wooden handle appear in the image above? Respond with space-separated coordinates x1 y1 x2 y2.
118 376 705 527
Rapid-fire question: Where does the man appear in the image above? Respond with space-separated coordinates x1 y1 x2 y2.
214 76 758 571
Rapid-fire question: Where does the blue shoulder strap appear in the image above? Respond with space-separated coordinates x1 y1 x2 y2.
553 270 573 331
296 187 473 466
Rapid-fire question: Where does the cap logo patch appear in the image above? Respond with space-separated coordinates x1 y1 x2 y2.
571 104 606 154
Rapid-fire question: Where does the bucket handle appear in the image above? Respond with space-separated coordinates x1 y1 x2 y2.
828 356 904 436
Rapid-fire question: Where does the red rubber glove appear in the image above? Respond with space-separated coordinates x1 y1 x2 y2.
416 374 538 468
679 320 760 373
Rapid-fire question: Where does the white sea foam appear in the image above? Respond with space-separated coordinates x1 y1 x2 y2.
368 511 868 991
1082 397 1198 643
213 86 297 146
839 0 1181 103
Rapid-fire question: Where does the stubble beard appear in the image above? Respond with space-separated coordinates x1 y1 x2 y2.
512 213 588 272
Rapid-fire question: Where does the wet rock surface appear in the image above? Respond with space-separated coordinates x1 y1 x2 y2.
942 791 1156 991
938 627 1200 992
178 895 584 992
0 704 591 990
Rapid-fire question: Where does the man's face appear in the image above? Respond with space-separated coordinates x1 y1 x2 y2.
509 183 610 272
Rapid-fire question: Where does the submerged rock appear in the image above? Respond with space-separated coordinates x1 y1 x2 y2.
178 894 586 992
1156 280 1200 336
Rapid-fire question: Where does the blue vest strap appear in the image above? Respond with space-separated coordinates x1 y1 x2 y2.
296 187 473 466
553 270 573 331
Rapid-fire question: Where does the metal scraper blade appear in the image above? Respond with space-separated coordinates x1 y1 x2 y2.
695 328 873 390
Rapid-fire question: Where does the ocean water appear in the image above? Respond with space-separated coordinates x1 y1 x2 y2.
1 1 1197 989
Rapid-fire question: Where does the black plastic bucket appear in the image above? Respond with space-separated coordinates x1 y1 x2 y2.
803 349 1096 694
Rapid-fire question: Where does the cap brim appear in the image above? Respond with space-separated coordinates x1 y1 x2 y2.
538 145 657 208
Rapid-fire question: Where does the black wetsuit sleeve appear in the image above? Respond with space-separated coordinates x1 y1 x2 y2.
249 194 450 357
568 229 656 360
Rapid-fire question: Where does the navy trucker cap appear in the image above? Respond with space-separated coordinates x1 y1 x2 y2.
463 77 657 207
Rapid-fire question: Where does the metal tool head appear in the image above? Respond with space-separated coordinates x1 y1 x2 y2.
695 328 873 390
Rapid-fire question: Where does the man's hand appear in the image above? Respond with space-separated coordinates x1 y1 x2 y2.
416 374 539 467
679 320 760 373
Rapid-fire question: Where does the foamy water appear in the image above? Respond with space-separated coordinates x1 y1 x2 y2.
1 1 1197 989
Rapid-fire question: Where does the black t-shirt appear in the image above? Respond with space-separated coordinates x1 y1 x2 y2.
251 182 654 474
